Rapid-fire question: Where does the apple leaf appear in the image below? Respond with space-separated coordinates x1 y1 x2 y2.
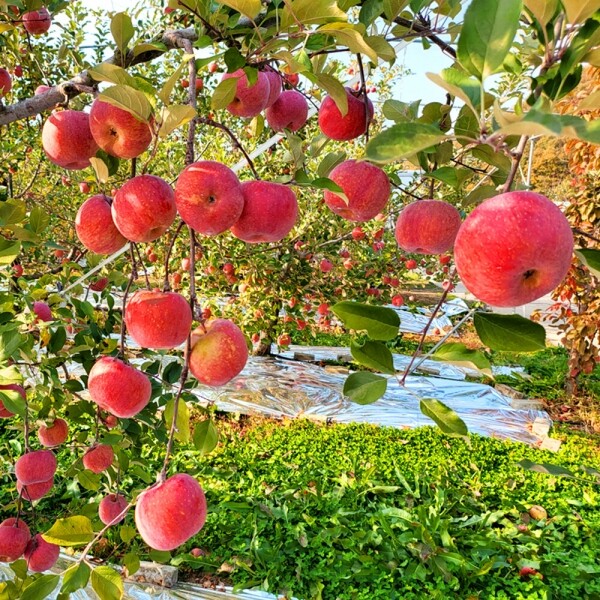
130 42 168 59
311 177 348 204
383 0 411 21
29 206 49 235
457 0 523 80
524 0 559 27
382 99 421 123
420 398 469 439
343 372 388 404
211 77 239 110
88 63 137 87
98 85 152 123
193 419 219 454
158 60 190 106
427 166 473 190
0 329 24 361
0 237 21 266
473 312 546 352
42 516 94 547
91 565 123 600
310 73 348 116
426 68 487 117
317 151 346 177
123 552 140 576
0 389 26 416
215 0 261 19
350 340 395 374
89 157 110 185
332 301 400 340
158 105 197 138
110 12 134 55
280 0 347 28
61 562 91 595
575 248 600 279
0 199 26 226
366 123 446 163
164 398 190 444
561 0 600 24
517 460 577 478
432 342 492 376
20 574 60 600
319 23 378 64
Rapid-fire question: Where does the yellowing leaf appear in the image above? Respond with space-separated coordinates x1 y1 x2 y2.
215 0 261 19
88 64 137 87
158 105 197 137
579 90 600 110
89 158 110 184
524 0 558 26
281 0 347 28
562 0 600 24
319 23 378 63
311 73 348 116
164 398 190 444
98 85 152 122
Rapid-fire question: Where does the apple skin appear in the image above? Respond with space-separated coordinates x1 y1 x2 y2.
395 200 462 254
125 289 192 349
135 473 207 551
33 301 52 322
98 493 128 526
112 175 176 243
324 160 390 222
38 418 69 447
188 319 248 386
15 450 57 485
41 110 99 170
0 383 25 419
318 88 373 141
221 69 270 118
263 67 282 108
23 7 51 35
89 99 153 159
265 90 308 132
24 534 60 572
175 161 244 236
17 477 54 502
88 356 151 418
0 519 30 563
83 444 114 473
230 181 298 243
76 194 128 255
0 68 11 99
454 191 574 307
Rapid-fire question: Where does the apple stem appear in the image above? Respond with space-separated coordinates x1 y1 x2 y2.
162 220 186 292
356 54 370 143
132 243 150 288
118 246 137 360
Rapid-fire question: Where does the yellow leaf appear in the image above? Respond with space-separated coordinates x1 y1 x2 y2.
562 0 600 24
281 0 347 28
215 0 261 19
319 23 378 63
158 105 197 137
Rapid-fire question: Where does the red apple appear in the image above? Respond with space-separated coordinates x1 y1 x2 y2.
33 301 52 322
263 67 282 108
454 191 574 307
265 90 308 132
319 259 333 273
175 161 244 236
351 227 366 241
188 319 248 386
318 88 373 141
34 85 51 95
23 7 51 35
0 68 12 98
90 277 109 292
208 62 218 73
221 69 270 118
89 99 153 159
112 175 176 243
24 534 60 572
79 182 90 194
17 478 54 502
76 194 127 255
0 519 30 562
15 450 57 485
41 110 99 170
135 473 207 551
12 264 23 278
230 181 298 243
83 444 114 473
0 383 25 419
324 160 390 222
405 259 418 270
38 418 68 447
392 294 404 306
88 356 151 418
317 303 329 315
98 493 128 526
277 333 291 346
395 200 462 254
125 289 192 349
13 65 23 77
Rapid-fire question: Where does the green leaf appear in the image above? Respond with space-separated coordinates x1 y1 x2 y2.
215 0 261 19
42 516 94 547
148 549 171 563
332 301 400 340
131 42 168 58
420 398 469 438
432 342 492 376
365 35 396 63
427 68 488 117
122 552 140 576
119 525 137 544
382 99 420 123
158 105 197 138
111 12 134 54
343 372 388 404
158 60 189 106
48 327 67 354
77 470 101 491
317 151 346 177
193 419 219 454
310 73 348 116
61 563 91 595
21 574 60 600
0 237 21 266
211 77 239 110
350 340 395 374
517 459 576 478
0 199 26 226
366 123 446 163
98 85 152 123
164 398 190 444
88 63 137 87
383 0 410 20
575 248 600 278
473 312 546 352
359 0 384 26
0 389 26 416
457 0 523 80
91 566 123 600
562 0 600 24
281 0 347 28
427 166 473 190
524 0 559 27
319 23 378 63
28 207 50 235
0 329 24 361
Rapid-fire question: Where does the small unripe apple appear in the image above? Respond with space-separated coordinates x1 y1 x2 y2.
33 301 52 322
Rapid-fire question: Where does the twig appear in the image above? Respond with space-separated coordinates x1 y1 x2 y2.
502 135 530 193
118 246 137 359
163 220 186 292
356 54 370 142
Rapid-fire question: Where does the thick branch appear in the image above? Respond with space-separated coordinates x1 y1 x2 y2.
393 15 456 59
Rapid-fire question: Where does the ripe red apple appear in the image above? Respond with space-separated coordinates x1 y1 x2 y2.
324 160 390 222
17 478 54 502
0 519 30 562
24 534 60 572
89 99 153 159
88 356 151 418
351 227 366 241
38 418 68 447
319 259 333 273
221 69 270 118
317 303 329 315
76 194 127 255
79 181 90 194
175 161 244 236
318 88 373 141
33 301 52 322
277 333 291 346
34 84 51 95
0 68 12 98
12 264 23 278
395 200 462 254
263 67 282 108
15 450 57 485
454 191 574 307
23 7 51 35
392 294 404 306
41 110 99 170
284 72 299 87
405 259 418 270
230 181 298 243
265 90 308 132
13 65 23 77
0 383 25 419
104 415 119 429
188 319 248 386
135 473 207 551
98 493 128 526
90 277 109 292
112 175 176 242
125 289 192 349
83 444 114 473
208 62 218 73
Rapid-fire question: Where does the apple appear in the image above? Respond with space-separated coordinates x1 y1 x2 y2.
395 200 462 254
125 289 192 349
263 67 282 108
90 277 109 292
392 294 404 307
0 68 12 98
265 90 309 132
277 333 291 346
14 65 23 77
405 259 418 270
230 181 298 243
208 62 218 73
221 69 270 118
89 99 153 159
38 418 68 447
12 264 23 278
135 473 207 551
76 194 128 255
0 383 25 419
41 110 99 170
79 182 90 194
15 450 57 485
324 160 390 222
318 88 373 141
319 259 333 273
0 519 30 562
175 161 244 236
24 534 60 572
88 356 151 418
351 227 366 241
34 85 51 95
98 493 128 526
112 175 176 243
317 303 329 315
188 319 248 386
33 301 52 322
454 191 574 307
23 7 51 35
284 72 299 87
82 444 114 473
